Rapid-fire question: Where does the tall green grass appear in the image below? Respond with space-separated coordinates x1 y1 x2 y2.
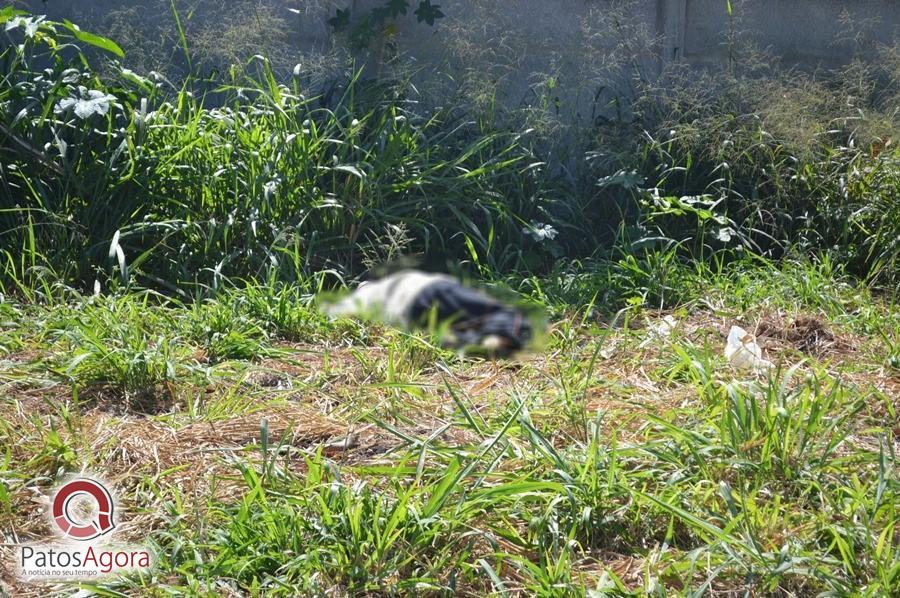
613 63 900 287
0 11 554 297
2 9 899 298
1 254 896 595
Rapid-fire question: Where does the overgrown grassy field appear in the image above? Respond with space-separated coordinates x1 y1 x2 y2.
1 258 898 595
1 8 899 596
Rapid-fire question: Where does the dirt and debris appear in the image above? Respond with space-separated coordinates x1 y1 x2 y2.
755 315 845 357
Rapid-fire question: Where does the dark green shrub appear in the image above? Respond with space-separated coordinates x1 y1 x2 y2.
0 10 556 296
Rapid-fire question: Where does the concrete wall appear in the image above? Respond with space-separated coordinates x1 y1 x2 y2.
358 0 898 127
682 0 899 69
380 0 898 69
12 0 900 88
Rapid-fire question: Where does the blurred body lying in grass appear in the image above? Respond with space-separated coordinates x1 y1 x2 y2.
321 269 534 356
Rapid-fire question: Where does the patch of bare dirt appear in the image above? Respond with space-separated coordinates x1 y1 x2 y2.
79 382 180 415
755 315 847 357
1 349 41 364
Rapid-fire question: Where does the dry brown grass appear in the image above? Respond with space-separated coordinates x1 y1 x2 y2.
2 305 897 595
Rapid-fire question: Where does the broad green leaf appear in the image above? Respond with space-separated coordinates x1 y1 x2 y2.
61 19 124 57
415 1 444 26
0 7 27 25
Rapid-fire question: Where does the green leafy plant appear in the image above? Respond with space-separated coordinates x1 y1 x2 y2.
328 1 444 50
1 11 555 296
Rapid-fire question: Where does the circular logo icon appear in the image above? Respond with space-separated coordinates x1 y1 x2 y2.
51 478 116 540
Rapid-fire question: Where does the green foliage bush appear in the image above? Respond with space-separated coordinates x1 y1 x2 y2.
611 62 900 286
0 10 553 296
1 8 898 298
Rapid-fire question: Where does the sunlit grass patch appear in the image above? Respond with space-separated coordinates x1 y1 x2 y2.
0 10 897 592
3 258 895 595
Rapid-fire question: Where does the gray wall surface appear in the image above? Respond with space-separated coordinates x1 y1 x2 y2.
682 0 899 68
14 1 898 64
10 1 900 103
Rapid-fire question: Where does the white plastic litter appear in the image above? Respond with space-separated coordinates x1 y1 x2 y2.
725 326 774 371
651 315 678 337
639 315 678 348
